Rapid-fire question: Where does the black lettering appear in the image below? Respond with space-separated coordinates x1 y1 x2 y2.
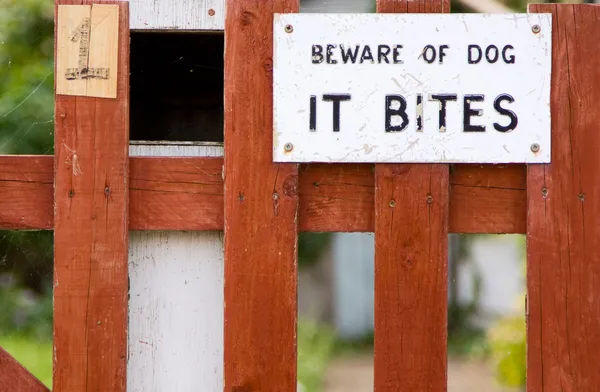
360 45 374 63
430 94 457 131
312 45 324 64
385 95 409 132
463 94 485 132
468 45 482 64
326 44 338 64
323 94 351 132
439 45 449 64
340 44 359 64
416 94 423 132
392 45 403 64
309 95 317 131
485 45 499 63
378 45 391 64
493 94 518 132
423 45 436 64
502 45 515 64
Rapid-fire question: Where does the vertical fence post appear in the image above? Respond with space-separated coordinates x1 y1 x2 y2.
53 1 130 391
224 0 300 390
374 1 450 391
527 4 600 391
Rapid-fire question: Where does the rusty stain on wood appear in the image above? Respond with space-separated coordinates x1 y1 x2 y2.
374 1 450 391
53 1 129 391
0 156 526 234
527 4 600 392
0 346 49 392
224 0 299 390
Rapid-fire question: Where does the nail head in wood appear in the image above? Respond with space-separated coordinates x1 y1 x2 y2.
531 143 540 153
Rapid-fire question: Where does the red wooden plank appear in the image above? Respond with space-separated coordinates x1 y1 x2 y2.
53 1 129 391
0 346 49 392
0 155 53 230
374 1 450 391
0 155 526 233
527 4 600 391
224 0 299 390
129 156 223 231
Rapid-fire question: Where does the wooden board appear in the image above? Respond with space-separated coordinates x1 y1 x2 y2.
0 346 49 392
527 4 600 392
129 0 224 31
0 156 526 233
0 156 53 230
224 0 299 390
127 143 224 392
53 1 129 391
374 1 449 391
56 4 119 98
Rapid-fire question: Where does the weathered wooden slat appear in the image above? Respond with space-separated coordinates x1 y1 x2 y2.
0 155 526 233
53 1 129 391
374 1 450 391
527 4 600 392
0 155 53 230
129 156 224 231
0 346 49 392
223 0 299 390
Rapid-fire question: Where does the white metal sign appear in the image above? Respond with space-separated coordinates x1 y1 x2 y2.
273 14 552 163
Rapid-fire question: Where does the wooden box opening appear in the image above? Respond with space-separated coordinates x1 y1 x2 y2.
130 32 224 143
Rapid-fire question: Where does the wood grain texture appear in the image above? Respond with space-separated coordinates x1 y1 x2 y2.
527 4 600 392
0 346 49 392
56 4 119 98
0 155 53 230
224 0 299 390
129 156 223 230
53 1 129 391
0 156 525 233
128 143 224 392
374 1 450 391
129 0 224 30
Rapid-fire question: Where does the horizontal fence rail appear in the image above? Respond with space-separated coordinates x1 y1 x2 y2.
0 155 525 233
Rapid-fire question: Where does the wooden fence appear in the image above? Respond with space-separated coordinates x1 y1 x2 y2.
0 0 599 391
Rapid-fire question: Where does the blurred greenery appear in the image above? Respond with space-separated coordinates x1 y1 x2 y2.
0 0 54 155
298 319 336 392
0 335 52 387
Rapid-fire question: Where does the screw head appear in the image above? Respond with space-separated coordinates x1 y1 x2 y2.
531 143 540 153
389 199 396 208
426 195 434 205
284 24 293 33
284 142 293 152
532 24 541 34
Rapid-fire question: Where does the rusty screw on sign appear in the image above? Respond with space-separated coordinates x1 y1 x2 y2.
284 142 294 152
285 24 294 33
532 24 541 34
531 143 540 153
208 9 215 16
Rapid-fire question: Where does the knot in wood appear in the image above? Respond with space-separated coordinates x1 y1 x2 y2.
263 58 273 72
240 11 254 26
282 175 298 197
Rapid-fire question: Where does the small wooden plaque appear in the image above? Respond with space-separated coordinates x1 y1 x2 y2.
56 4 119 98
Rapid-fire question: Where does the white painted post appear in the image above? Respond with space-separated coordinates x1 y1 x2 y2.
127 143 224 392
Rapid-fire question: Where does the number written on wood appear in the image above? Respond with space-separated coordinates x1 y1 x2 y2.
65 17 109 81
